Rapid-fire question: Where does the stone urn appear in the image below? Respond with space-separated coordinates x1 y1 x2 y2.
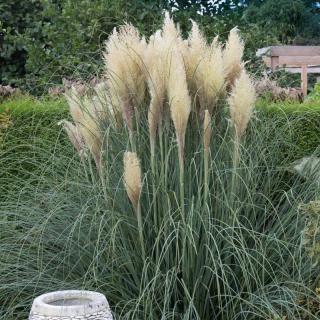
29 290 113 320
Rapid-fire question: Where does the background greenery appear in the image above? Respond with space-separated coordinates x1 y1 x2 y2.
1 0 319 94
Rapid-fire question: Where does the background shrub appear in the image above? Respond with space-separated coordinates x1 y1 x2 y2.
1 0 167 94
243 0 320 44
257 99 320 161
0 0 42 87
1 0 319 94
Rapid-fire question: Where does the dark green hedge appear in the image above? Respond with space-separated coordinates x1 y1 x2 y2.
0 96 70 201
256 99 320 161
0 95 68 149
1 96 320 162
1 96 320 203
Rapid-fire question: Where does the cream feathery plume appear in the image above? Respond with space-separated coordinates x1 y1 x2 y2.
92 81 113 121
160 11 185 85
186 20 225 114
161 12 185 76
198 39 225 113
228 70 256 140
167 46 191 159
223 27 244 86
145 30 166 155
145 12 186 155
160 12 190 216
162 11 182 46
123 151 145 259
167 46 190 218
185 20 207 88
123 151 142 210
65 87 102 169
79 97 102 170
228 70 253 204
159 13 191 153
58 120 86 160
65 86 83 124
103 24 147 129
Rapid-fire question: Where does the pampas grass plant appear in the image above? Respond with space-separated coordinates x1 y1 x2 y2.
228 70 256 141
123 151 145 259
103 23 147 141
223 27 244 87
64 86 103 169
0 13 320 320
186 21 225 114
228 70 256 201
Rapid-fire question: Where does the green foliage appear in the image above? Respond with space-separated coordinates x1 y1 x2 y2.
0 96 69 201
307 82 320 101
243 0 320 43
0 0 42 87
1 0 320 94
0 0 167 94
0 94 67 113
169 0 245 15
23 0 127 94
257 98 320 160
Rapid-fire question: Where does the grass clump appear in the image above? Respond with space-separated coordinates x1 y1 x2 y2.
1 14 320 319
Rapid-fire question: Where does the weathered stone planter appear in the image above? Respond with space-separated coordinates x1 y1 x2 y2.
29 290 113 320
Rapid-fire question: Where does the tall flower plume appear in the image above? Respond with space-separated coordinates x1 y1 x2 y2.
65 87 102 169
92 81 116 124
159 14 191 158
123 152 142 210
228 70 256 140
186 21 225 114
103 24 147 130
58 120 86 160
223 27 244 86
145 30 167 156
168 46 191 160
184 20 207 94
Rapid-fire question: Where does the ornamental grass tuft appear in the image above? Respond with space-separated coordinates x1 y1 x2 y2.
1 14 320 320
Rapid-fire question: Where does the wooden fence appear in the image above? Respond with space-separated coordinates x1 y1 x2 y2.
257 46 320 96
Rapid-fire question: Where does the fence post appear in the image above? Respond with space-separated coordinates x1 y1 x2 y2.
301 64 308 97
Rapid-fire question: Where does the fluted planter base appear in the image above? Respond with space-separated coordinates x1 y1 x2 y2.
29 290 113 320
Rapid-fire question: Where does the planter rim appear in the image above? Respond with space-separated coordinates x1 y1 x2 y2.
31 290 109 316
